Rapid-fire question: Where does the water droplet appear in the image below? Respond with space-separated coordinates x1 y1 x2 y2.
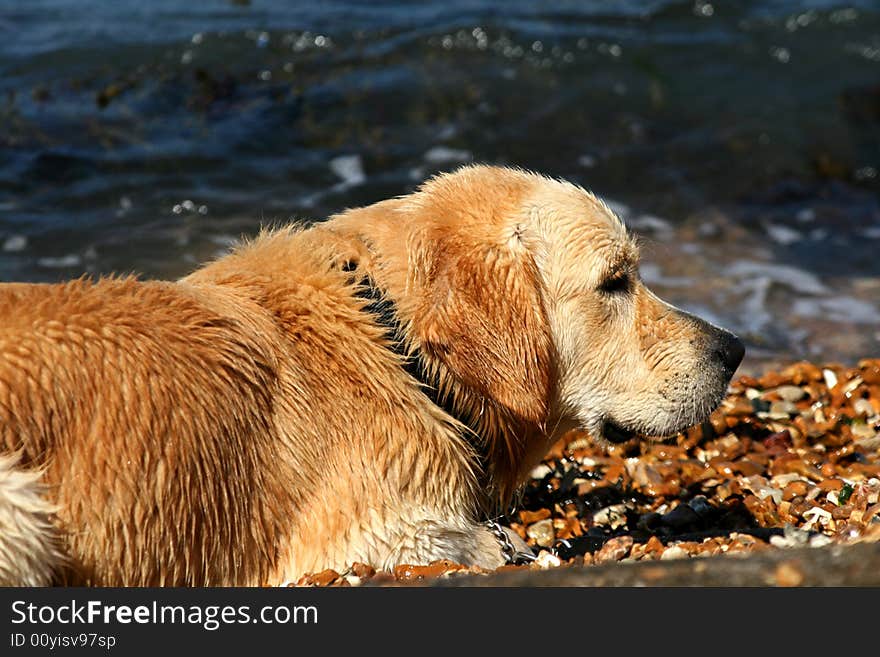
256 32 270 48
855 166 877 180
770 46 790 63
180 50 193 65
578 154 597 168
694 2 714 18
259 70 272 81
191 33 204 45
795 208 815 222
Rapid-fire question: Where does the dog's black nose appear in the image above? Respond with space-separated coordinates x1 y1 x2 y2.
714 330 745 372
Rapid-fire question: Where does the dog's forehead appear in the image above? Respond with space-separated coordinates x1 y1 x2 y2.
526 178 631 253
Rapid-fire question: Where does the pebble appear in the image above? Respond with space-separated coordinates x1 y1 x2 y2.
853 398 876 418
782 481 808 500
660 545 689 560
591 504 628 529
809 534 833 548
769 400 798 416
526 518 555 547
594 536 633 563
823 369 839 390
532 550 562 569
775 385 807 402
520 508 551 524
530 464 553 479
293 358 880 585
349 562 375 579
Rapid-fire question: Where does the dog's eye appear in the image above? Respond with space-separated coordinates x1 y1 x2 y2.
598 272 631 295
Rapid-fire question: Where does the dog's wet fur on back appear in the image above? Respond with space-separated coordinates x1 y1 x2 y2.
0 165 743 585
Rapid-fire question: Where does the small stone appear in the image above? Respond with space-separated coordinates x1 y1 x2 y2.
852 423 879 441
823 369 839 390
782 481 808 501
803 506 832 530
769 400 798 416
592 504 628 529
745 388 762 400
532 550 562 569
842 377 864 395
660 545 689 560
529 464 553 479
831 504 853 520
775 385 807 402
594 536 633 563
309 569 341 586
809 534 833 548
771 472 804 487
817 477 844 492
763 430 793 454
526 518 555 547
644 536 664 556
728 399 755 416
860 360 880 385
520 508 551 524
853 399 876 418
349 562 375 579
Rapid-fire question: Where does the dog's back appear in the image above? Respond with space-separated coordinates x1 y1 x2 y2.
0 277 293 585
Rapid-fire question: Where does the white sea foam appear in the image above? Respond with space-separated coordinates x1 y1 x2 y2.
764 223 803 245
2 235 27 252
423 146 472 164
628 214 673 238
577 154 597 167
329 154 366 187
726 260 829 295
37 254 81 268
792 296 880 324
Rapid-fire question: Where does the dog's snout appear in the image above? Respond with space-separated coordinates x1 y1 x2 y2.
713 329 745 372
683 312 745 373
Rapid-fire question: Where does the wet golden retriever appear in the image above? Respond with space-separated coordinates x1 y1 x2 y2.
0 165 743 586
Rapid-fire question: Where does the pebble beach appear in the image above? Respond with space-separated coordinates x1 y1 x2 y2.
295 359 880 586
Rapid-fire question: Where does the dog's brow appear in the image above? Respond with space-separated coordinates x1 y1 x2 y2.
602 242 639 278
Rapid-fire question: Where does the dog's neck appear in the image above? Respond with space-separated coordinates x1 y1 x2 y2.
353 273 483 440
353 273 528 513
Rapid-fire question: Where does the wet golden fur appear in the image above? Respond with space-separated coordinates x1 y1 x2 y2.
0 165 740 585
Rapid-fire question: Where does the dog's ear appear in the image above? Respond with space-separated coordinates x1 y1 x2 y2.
412 234 553 425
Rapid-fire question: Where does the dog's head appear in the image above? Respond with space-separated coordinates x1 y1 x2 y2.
381 165 743 448
336 164 743 503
